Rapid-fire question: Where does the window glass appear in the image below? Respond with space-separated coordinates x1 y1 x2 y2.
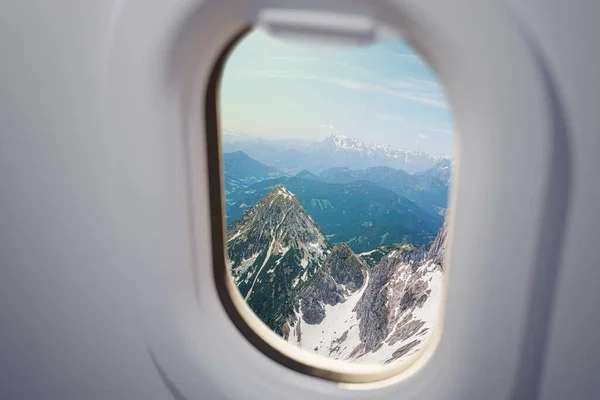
219 30 452 365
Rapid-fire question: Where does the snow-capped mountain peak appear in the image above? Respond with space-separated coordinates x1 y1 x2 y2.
322 132 367 152
330 132 348 140
419 157 453 185
309 133 444 173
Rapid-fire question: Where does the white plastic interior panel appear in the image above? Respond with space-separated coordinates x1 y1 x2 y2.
0 0 598 399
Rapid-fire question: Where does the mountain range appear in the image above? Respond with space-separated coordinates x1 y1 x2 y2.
223 131 450 175
223 151 284 195
227 185 446 364
318 162 450 216
226 176 442 253
418 157 452 186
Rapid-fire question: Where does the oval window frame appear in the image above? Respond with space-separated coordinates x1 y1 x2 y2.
204 26 448 384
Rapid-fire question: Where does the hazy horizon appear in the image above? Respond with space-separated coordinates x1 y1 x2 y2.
220 30 453 157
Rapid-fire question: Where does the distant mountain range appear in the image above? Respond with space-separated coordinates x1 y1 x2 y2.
222 131 312 171
318 162 450 216
222 150 450 251
418 157 452 186
294 169 321 181
223 151 285 195
227 186 446 363
223 131 450 175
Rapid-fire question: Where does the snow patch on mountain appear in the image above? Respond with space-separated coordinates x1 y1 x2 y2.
283 254 443 364
281 221 448 364
227 185 448 363
287 273 369 359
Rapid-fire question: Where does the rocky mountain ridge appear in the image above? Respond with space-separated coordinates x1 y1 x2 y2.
222 131 450 175
227 186 447 363
227 185 330 331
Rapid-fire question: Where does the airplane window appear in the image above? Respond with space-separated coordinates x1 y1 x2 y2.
211 28 452 373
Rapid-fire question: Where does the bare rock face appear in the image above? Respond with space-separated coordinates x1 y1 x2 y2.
327 243 366 291
293 243 367 325
359 243 428 267
353 249 443 361
427 215 449 269
282 217 447 364
353 255 395 352
228 184 449 365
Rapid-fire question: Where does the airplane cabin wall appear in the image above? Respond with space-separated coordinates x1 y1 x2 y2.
0 0 598 399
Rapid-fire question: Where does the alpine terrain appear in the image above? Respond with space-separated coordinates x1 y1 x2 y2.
227 186 330 332
318 164 450 216
227 185 447 364
226 176 442 253
222 151 285 195
222 131 450 175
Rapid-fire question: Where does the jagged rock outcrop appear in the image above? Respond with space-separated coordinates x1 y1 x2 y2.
282 220 446 364
228 185 448 364
359 243 428 267
427 215 449 268
288 243 367 325
353 252 442 362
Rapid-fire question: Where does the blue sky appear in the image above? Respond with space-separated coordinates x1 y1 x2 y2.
220 30 453 156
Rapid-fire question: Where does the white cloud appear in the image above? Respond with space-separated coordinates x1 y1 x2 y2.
428 127 453 136
401 93 447 108
389 77 440 91
264 56 367 76
266 56 321 63
359 48 423 64
373 113 405 122
417 134 429 140
327 78 448 109
318 123 335 129
239 70 315 80
237 68 448 109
